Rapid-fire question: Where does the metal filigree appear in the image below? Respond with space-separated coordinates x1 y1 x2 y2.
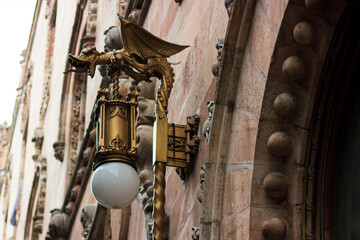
67 16 189 240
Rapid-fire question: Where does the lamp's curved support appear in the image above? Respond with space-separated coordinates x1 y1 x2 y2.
67 45 182 240
114 54 175 240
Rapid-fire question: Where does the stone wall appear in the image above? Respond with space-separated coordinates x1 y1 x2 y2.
0 0 355 239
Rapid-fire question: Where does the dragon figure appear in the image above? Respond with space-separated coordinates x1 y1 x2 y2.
67 15 188 118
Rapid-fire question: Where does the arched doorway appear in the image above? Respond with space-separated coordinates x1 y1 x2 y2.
305 1 360 239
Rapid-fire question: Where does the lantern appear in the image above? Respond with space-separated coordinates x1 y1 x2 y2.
90 84 140 209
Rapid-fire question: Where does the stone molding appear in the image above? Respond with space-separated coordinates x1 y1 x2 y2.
200 0 351 239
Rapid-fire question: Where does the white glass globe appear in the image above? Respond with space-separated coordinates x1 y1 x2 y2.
91 162 140 209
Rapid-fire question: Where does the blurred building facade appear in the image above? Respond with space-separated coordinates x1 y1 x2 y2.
0 0 359 239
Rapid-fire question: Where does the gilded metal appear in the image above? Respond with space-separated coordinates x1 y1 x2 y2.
67 15 191 240
93 84 138 170
167 115 200 180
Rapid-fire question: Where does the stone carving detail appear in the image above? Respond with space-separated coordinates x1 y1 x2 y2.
32 128 44 155
132 75 156 240
118 0 128 17
32 156 47 239
44 0 56 20
274 93 298 118
53 141 65 161
86 0 98 37
263 172 289 202
65 202 74 215
212 37 225 77
191 227 200 239
80 204 97 238
69 72 86 172
197 165 206 203
21 66 33 132
69 185 81 202
293 21 315 45
224 0 234 16
41 0 57 124
39 64 53 126
82 147 93 167
282 56 306 82
137 98 156 127
267 131 292 157
104 26 123 52
75 167 86 184
202 101 214 141
45 209 70 240
261 218 287 240
129 9 142 22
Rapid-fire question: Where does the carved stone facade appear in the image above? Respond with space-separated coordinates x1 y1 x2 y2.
45 209 69 240
133 79 156 240
86 0 98 37
40 1 57 125
20 66 33 133
1 1 358 240
69 72 87 170
202 101 214 141
80 205 97 238
52 141 65 162
31 156 47 239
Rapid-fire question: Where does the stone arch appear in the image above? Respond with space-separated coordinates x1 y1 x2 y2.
250 0 356 239
201 0 353 239
302 2 360 239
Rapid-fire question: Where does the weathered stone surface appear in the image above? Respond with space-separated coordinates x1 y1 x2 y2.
80 204 97 238
221 208 250 240
45 209 69 239
104 26 123 51
222 167 252 219
274 92 298 118
282 56 306 82
267 131 292 157
261 217 287 240
293 21 315 45
263 172 289 201
136 125 153 172
53 141 65 162
136 98 155 127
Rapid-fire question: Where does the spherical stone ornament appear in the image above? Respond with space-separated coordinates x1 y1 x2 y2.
267 131 292 157
263 172 289 201
293 21 315 45
261 217 287 240
274 92 298 118
282 56 306 82
91 162 140 209
305 0 327 11
212 62 220 76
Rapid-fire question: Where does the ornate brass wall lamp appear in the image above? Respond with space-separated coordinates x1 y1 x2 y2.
67 15 199 240
91 80 140 209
